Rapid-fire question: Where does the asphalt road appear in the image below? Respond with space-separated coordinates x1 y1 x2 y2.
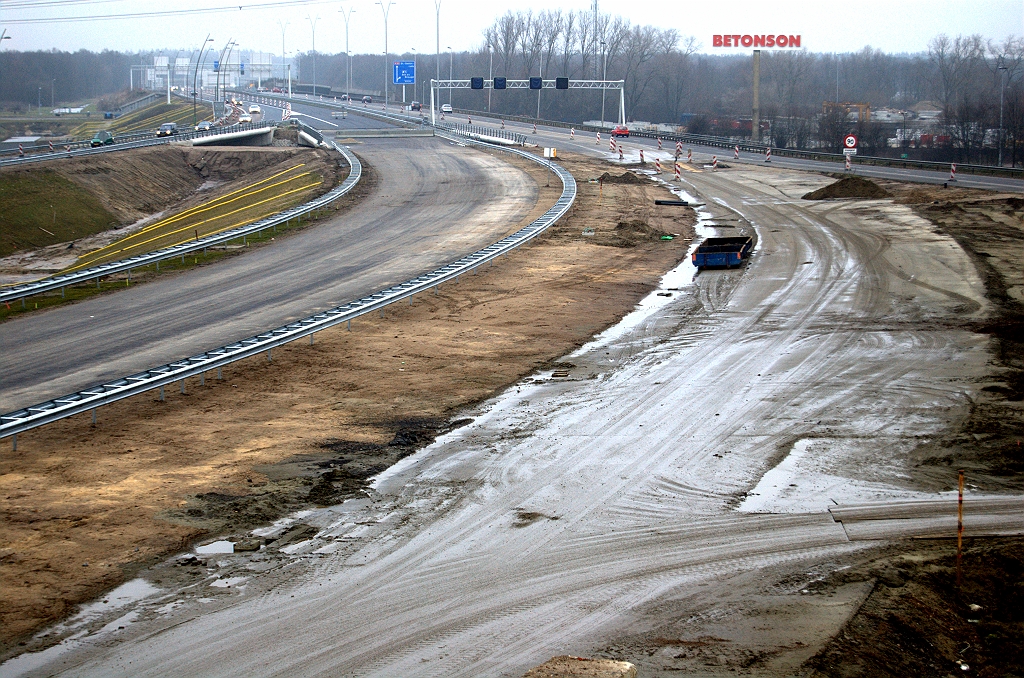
0 137 539 412
14 154 1022 677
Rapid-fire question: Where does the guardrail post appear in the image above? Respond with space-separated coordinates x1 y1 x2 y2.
156 261 160 272
201 372 205 386
217 367 222 380
91 409 96 425
61 287 65 298
159 385 164 401
347 320 351 331
21 298 25 309
12 434 16 451
267 349 272 362
309 333 315 345
180 380 185 394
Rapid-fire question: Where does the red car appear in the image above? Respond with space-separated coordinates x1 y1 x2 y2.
612 125 630 138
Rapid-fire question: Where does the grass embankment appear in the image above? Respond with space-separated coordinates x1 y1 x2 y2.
0 171 118 256
69 101 212 139
67 164 321 270
0 163 327 321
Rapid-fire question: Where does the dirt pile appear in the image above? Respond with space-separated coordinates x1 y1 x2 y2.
807 538 1024 678
0 150 695 653
523 656 637 677
802 176 891 200
598 171 647 185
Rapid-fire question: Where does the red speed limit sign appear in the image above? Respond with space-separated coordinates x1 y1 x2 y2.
843 134 858 148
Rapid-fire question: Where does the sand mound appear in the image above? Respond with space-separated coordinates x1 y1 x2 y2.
599 171 647 185
803 176 890 200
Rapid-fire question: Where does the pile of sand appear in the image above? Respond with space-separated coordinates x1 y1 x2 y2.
803 176 890 200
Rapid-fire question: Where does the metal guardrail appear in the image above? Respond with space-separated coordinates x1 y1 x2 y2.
0 120 277 167
449 107 1024 180
1 132 575 446
436 122 526 146
0 123 356 306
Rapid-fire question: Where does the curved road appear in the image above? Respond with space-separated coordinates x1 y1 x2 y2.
13 161 1008 676
0 137 539 412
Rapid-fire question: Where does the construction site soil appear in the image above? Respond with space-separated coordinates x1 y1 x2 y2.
0 151 696 653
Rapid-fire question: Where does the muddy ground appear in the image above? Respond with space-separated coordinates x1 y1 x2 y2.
0 150 695 653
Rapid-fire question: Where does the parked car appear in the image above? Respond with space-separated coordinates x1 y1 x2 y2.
611 125 630 137
257 86 268 92
156 122 178 137
272 87 282 93
441 103 453 114
410 101 421 111
195 121 214 131
362 95 373 104
90 130 114 147
238 113 252 123
248 104 261 114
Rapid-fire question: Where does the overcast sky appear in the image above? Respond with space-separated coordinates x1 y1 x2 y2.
2 0 1021 60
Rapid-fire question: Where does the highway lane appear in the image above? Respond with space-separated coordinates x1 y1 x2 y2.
445 111 1024 193
0 137 540 412
14 153 1010 677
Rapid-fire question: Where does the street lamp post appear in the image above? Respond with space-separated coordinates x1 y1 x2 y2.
193 35 214 126
340 6 356 100
998 64 1009 167
306 15 320 95
448 46 453 107
412 48 417 103
37 87 41 112
434 0 441 115
376 0 395 109
600 40 607 129
278 20 288 84
487 44 492 112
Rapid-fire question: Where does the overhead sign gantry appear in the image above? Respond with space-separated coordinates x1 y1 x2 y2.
429 79 625 127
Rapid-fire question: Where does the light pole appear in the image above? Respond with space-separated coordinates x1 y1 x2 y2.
901 111 907 153
448 46 453 107
340 6 356 99
215 39 235 107
487 43 492 112
376 0 395 109
998 63 1009 167
412 48 417 102
600 40 607 129
278 20 288 84
306 14 320 95
193 35 214 125
38 86 41 112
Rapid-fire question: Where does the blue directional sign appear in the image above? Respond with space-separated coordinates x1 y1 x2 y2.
393 61 415 85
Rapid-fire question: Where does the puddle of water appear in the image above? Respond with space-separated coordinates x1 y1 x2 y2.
209 577 248 589
195 540 235 554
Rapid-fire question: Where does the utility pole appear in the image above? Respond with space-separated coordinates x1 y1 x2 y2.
306 14 320 95
600 40 607 129
340 6 356 99
752 49 761 143
998 63 1008 166
376 0 395 109
448 46 453 107
434 0 441 114
487 44 492 112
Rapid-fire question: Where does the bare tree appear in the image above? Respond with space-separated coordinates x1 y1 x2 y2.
929 33 986 107
557 11 578 78
620 26 674 118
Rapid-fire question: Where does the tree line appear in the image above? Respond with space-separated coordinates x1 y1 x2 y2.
1 15 1021 165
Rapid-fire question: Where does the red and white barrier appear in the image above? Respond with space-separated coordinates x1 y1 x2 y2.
655 158 662 174
675 140 683 154
712 155 718 170
734 145 739 160
657 137 663 150
532 123 537 134
596 132 601 144
610 138 616 152
468 115 472 125
845 154 851 171
686 149 692 164
618 145 624 161
501 119 505 129
950 163 957 181
765 147 772 163
673 163 681 180
18 144 24 157
48 140 54 152
639 149 645 164
570 128 575 140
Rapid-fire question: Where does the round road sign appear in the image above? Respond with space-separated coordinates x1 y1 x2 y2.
844 134 858 148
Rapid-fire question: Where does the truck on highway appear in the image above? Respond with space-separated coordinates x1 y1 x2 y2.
692 236 753 269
